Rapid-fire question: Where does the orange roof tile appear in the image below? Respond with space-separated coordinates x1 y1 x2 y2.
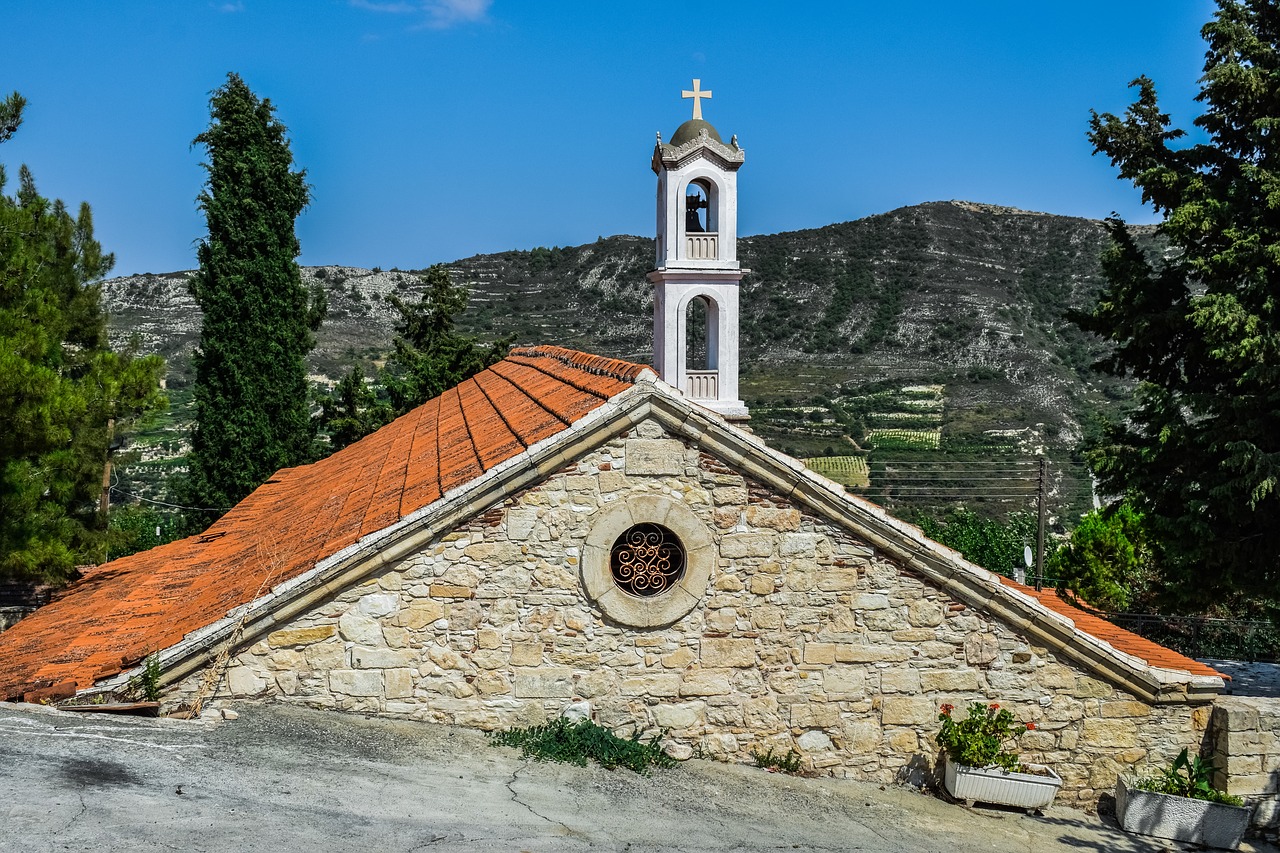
0 346 647 701
995 576 1226 680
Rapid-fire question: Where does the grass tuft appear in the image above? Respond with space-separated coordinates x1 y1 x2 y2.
489 717 677 775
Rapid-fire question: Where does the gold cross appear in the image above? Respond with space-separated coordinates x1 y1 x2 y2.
681 79 712 121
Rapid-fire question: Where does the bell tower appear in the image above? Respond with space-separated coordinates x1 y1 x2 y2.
648 79 748 422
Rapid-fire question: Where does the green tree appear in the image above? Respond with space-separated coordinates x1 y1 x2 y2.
918 508 1037 577
1047 501 1158 612
318 264 509 451
0 93 165 583
1080 0 1280 609
185 74 325 515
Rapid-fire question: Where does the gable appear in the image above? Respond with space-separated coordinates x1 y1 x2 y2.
0 349 1221 707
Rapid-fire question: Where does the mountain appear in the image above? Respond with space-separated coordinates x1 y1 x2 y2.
102 201 1148 520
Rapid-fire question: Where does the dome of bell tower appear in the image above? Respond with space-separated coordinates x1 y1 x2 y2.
670 118 723 146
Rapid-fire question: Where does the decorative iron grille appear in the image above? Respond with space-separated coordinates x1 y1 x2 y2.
610 523 686 597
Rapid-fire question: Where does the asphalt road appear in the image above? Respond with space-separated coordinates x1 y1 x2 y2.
1 701 1275 853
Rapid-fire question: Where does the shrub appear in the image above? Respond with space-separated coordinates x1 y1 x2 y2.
489 718 677 775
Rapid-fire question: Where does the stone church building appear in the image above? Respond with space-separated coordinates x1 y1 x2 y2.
3 83 1272 818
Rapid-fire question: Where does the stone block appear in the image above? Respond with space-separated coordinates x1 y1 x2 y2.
330 669 383 697
963 632 999 666
835 645 910 663
749 574 777 595
621 674 681 697
879 668 921 694
791 702 841 728
427 646 464 670
510 642 543 667
338 610 384 646
851 594 891 610
226 666 267 696
705 608 738 632
797 730 833 751
653 702 705 729
1036 663 1076 689
714 574 744 592
1081 718 1139 748
384 668 414 699
816 566 860 591
473 671 511 696
513 669 575 698
881 697 937 726
679 672 733 696
747 507 801 531
803 642 836 665
823 666 866 699
1100 700 1152 718
351 647 416 670
701 638 756 667
906 600 944 627
920 670 980 692
751 605 783 629
506 508 537 540
470 650 507 670
712 486 749 505
357 592 399 617
476 628 501 649
1073 676 1113 699
430 584 474 599
625 439 684 475
662 647 696 669
721 534 775 559
399 599 445 630
842 721 882 752
779 533 818 557
267 625 337 648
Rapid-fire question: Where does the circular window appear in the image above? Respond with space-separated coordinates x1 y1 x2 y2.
582 495 715 628
611 523 686 597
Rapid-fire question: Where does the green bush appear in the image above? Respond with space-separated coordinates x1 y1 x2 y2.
489 717 677 775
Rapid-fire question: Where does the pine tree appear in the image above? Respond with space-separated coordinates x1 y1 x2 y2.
0 92 165 583
317 265 509 451
186 74 325 514
1080 0 1280 609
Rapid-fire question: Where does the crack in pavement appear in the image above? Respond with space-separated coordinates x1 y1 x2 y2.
504 762 588 842
50 791 87 837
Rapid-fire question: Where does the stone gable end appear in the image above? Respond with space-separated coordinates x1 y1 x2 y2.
173 419 1208 805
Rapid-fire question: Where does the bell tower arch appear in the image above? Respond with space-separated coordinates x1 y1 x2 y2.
648 79 748 422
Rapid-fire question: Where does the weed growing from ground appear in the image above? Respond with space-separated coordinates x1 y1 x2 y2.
489 718 676 775
751 746 803 773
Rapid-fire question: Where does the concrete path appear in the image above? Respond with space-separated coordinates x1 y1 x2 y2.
1 701 1275 853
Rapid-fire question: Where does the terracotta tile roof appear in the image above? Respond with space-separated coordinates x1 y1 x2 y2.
0 346 648 702
995 575 1225 680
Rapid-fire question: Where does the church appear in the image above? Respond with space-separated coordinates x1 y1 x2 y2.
0 83 1248 811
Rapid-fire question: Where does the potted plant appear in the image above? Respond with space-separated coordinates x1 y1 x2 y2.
936 702 1062 811
1116 748 1252 850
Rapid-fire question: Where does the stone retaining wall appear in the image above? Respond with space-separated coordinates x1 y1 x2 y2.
1212 696 1280 830
169 420 1215 807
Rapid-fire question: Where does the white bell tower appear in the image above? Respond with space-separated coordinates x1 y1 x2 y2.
647 79 748 422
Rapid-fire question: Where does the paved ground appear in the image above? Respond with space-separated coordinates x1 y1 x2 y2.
1 701 1276 853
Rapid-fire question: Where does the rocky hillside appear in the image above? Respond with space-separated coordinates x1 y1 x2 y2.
103 201 1145 520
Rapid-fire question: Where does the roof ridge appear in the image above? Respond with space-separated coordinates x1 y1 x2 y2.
508 345 650 384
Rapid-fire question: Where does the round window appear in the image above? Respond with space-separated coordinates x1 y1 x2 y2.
610 523 686 597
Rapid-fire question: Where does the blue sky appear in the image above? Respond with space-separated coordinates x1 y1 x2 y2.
4 1 1214 276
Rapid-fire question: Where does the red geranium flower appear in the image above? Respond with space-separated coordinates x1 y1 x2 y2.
1026 722 1036 730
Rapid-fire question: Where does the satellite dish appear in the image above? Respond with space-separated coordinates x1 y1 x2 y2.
1023 545 1034 568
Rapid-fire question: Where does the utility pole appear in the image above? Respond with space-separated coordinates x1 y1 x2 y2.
1035 455 1047 591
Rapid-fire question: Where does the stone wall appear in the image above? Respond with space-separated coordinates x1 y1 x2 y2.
171 419 1213 807
1212 697 1280 830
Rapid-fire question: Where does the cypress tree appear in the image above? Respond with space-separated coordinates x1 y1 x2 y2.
0 92 165 582
186 74 324 515
1080 0 1280 609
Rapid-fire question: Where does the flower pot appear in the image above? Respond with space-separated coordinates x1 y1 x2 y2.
1115 776 1253 850
943 758 1063 811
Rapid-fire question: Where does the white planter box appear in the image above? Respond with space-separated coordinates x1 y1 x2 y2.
1115 777 1253 850
944 759 1062 811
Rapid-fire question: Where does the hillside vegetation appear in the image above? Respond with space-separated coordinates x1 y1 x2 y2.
102 201 1143 525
